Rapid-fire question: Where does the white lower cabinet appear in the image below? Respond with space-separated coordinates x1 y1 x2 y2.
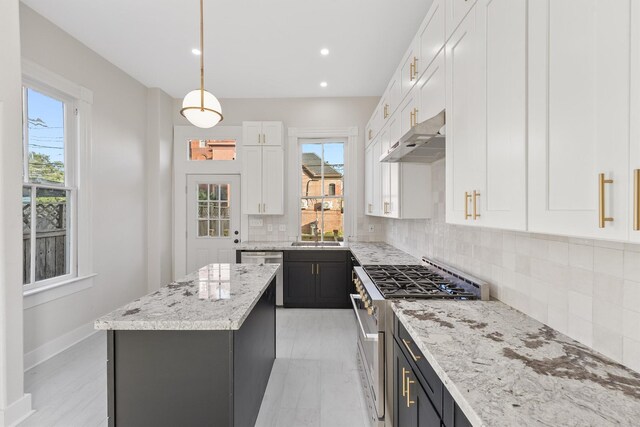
242 146 284 215
528 0 632 240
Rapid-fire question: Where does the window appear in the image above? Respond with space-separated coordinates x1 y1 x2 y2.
300 142 344 242
197 183 231 237
22 85 77 290
188 139 236 161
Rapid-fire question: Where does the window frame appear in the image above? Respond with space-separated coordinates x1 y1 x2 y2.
298 138 346 243
21 60 94 298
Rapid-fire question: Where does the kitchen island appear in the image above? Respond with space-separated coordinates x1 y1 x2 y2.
95 263 279 427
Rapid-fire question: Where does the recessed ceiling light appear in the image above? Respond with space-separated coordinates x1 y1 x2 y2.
192 48 201 55
320 81 328 88
320 48 330 56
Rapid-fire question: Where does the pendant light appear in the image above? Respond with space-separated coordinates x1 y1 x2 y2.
180 0 223 128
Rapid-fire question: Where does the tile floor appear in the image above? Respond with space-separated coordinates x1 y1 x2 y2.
20 308 369 427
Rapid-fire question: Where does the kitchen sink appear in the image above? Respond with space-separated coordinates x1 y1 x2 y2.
291 241 343 247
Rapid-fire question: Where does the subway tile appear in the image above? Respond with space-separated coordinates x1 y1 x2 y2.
568 244 594 270
528 298 548 324
547 304 568 335
547 241 569 265
593 240 626 250
592 324 623 362
503 232 516 253
593 273 624 307
529 238 549 260
567 315 593 347
624 243 640 253
568 291 593 322
623 280 640 313
569 237 594 246
622 309 640 342
592 300 622 332
623 337 640 373
568 267 594 297
624 250 640 281
515 255 531 276
593 247 624 278
515 234 531 256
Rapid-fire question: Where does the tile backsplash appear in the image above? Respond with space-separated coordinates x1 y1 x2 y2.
383 159 640 372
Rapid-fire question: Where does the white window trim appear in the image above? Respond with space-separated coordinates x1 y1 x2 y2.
287 127 358 243
21 59 95 299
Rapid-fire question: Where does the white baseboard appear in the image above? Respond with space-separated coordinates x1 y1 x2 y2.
24 322 97 371
0 394 33 427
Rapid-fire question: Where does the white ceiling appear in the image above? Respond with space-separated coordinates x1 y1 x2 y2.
21 0 433 99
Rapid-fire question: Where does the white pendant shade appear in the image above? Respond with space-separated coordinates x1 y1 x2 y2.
181 90 223 128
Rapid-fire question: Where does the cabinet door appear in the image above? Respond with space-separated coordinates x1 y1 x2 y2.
380 123 391 216
445 9 483 225
399 88 418 137
372 137 382 216
316 261 347 306
631 5 640 243
365 144 374 215
283 262 316 306
446 0 477 39
418 0 445 72
261 146 284 215
386 69 401 117
242 146 263 215
416 49 445 124
529 0 631 240
388 114 401 218
400 40 419 100
475 0 527 231
243 121 263 146
261 122 282 146
394 341 418 427
416 381 441 427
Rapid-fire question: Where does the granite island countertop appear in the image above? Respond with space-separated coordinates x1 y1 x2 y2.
95 263 279 331
237 241 421 266
392 300 640 427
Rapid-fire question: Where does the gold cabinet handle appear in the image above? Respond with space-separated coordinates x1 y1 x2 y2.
316 264 319 275
473 190 481 220
410 62 415 81
401 367 408 397
634 169 640 231
311 264 314 275
413 57 419 79
263 203 266 213
368 129 372 140
258 203 261 213
598 173 614 228
401 338 421 362
464 192 472 219
406 375 415 407
413 108 419 126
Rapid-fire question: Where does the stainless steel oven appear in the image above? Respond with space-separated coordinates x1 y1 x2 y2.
351 267 386 426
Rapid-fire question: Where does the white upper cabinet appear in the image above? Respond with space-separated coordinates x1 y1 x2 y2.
380 70 401 126
372 137 383 216
630 4 640 243
416 49 445 124
445 8 483 225
388 114 401 218
528 0 632 240
242 121 284 215
399 87 419 137
242 121 283 146
475 0 527 230
446 0 478 39
418 0 445 73
365 143 374 215
400 40 419 100
379 122 391 215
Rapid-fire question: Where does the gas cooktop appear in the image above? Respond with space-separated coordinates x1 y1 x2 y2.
362 264 478 299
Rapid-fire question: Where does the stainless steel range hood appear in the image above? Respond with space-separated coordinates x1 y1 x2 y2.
380 109 445 163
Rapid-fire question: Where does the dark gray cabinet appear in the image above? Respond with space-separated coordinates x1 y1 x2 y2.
107 280 276 427
283 250 350 308
394 315 471 427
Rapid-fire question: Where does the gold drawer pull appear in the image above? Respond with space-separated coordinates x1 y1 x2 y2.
473 190 480 220
598 173 614 228
401 338 421 362
401 367 408 397
464 192 472 219
406 375 415 407
634 169 639 231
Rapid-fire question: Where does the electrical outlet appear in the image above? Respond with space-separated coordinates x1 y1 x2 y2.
249 219 263 227
267 224 273 232
368 224 375 232
279 224 287 232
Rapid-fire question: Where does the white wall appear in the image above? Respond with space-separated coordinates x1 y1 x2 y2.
0 1 32 424
20 5 150 356
383 159 640 373
174 97 386 242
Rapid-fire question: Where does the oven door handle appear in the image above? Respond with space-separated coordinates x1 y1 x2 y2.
350 294 378 342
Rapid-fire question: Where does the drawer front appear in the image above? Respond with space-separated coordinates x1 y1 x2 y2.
395 317 443 416
284 250 347 262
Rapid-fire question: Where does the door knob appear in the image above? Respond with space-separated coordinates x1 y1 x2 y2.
234 239 239 244
234 230 239 235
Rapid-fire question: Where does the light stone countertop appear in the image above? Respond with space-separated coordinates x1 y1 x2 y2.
391 300 640 427
95 263 279 331
237 241 421 266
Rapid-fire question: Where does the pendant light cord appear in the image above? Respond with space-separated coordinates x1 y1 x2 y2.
200 0 204 111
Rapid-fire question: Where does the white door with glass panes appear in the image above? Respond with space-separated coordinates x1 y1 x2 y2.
186 174 240 273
